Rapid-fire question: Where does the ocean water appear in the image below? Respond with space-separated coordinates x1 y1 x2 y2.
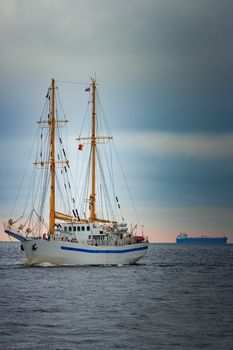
0 243 233 350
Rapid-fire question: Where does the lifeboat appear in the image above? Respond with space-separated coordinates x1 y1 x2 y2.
133 236 145 243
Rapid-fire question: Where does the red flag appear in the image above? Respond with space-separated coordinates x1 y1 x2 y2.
85 87 90 92
78 144 84 151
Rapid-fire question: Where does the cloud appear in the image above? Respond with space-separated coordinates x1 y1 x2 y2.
113 131 233 211
140 205 233 231
117 131 233 159
0 0 158 80
1 0 232 84
1 0 233 135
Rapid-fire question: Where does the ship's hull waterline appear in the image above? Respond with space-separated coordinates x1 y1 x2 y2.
22 239 148 266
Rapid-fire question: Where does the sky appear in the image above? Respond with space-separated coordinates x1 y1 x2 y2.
1 0 233 243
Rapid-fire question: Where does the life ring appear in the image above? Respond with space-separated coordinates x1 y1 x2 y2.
8 219 13 226
32 243 37 251
87 239 94 245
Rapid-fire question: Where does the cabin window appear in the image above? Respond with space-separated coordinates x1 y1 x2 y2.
88 235 91 239
82 226 85 231
87 226 90 231
100 230 103 234
64 227 67 232
69 226 72 232
77 226 80 231
73 226 76 232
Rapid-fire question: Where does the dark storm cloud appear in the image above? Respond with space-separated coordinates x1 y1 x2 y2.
142 0 233 133
1 1 233 136
121 146 233 207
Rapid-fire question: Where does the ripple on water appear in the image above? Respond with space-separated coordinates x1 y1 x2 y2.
0 243 233 350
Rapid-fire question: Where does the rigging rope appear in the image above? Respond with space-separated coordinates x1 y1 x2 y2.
57 80 89 85
96 89 141 226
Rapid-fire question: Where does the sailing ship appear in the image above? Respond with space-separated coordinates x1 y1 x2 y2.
4 79 149 265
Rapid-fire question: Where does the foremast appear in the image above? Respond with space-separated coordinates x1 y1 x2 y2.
34 79 69 233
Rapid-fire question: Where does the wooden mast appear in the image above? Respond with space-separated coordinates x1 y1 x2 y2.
34 80 73 228
49 78 55 234
76 79 115 224
90 78 96 222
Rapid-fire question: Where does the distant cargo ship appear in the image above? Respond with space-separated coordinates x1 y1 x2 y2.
176 232 228 244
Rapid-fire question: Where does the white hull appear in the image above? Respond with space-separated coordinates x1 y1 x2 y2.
4 229 148 266
22 239 148 266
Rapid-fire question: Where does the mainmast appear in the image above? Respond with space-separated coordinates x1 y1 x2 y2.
49 78 55 234
76 79 114 223
90 78 96 222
